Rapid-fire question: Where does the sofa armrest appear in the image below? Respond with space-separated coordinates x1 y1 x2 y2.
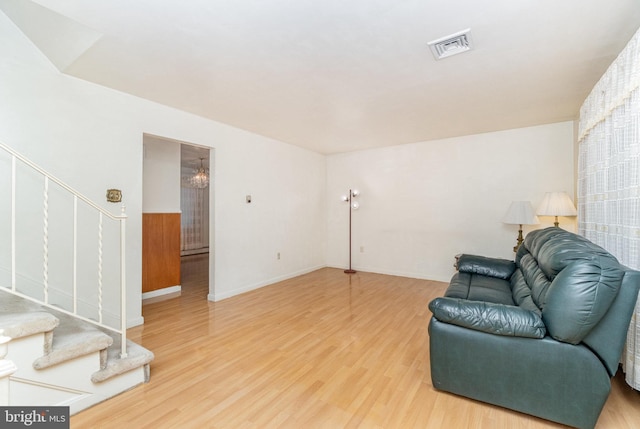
457 254 516 280
429 297 546 338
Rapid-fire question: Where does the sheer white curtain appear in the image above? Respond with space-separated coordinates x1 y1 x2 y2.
577 27 640 389
180 185 210 253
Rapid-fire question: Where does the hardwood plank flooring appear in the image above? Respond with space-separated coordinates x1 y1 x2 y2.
71 265 640 428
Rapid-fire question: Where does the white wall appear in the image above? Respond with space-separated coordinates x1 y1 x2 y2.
0 11 327 325
326 122 576 282
142 137 181 213
213 135 327 300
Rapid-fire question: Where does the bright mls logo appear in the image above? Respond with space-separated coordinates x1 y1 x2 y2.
0 407 69 428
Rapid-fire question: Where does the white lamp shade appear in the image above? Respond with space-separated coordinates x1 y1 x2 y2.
502 201 540 225
536 192 577 217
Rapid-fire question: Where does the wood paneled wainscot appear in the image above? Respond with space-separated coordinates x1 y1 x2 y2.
142 213 181 293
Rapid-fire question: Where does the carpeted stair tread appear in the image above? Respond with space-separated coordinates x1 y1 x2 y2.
33 320 113 369
0 311 59 339
0 288 60 339
91 339 154 383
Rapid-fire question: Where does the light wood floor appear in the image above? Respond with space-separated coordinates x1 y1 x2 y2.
72 262 640 428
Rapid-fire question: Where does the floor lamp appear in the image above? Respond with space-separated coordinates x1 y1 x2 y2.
342 189 360 274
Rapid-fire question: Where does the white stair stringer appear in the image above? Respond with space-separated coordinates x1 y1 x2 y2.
0 292 154 415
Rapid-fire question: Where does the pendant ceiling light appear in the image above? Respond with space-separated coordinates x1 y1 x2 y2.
189 158 209 189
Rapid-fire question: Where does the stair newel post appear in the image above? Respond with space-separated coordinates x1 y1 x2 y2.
0 330 17 405
98 212 103 324
43 176 49 304
73 195 78 314
10 155 16 292
119 204 128 359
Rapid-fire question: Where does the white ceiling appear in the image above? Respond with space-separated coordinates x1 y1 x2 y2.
3 0 640 154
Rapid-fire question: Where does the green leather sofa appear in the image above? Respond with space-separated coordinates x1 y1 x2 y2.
428 227 640 429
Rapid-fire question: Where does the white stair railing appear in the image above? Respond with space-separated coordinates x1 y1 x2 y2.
0 330 16 405
0 141 128 358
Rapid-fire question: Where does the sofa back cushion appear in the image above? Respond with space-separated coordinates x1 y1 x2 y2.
518 227 617 279
511 252 552 312
510 268 543 315
514 227 624 344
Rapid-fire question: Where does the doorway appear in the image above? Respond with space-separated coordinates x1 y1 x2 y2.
141 134 213 303
180 144 211 296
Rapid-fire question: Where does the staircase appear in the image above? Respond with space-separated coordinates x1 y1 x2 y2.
0 141 154 414
0 289 153 413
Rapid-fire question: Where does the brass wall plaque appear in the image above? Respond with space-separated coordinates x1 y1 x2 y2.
106 189 122 203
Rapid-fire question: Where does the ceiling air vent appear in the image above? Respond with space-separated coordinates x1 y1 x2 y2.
428 29 473 60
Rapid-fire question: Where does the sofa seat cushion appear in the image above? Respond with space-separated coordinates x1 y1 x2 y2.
446 272 515 306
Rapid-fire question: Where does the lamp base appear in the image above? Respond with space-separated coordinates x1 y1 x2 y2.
513 225 524 253
344 269 356 274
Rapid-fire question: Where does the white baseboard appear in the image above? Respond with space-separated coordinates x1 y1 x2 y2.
181 248 209 256
325 264 451 283
128 316 145 328
142 285 182 301
209 265 326 302
206 263 451 303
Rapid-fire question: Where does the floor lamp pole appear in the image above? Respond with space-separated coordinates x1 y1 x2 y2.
344 188 357 274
